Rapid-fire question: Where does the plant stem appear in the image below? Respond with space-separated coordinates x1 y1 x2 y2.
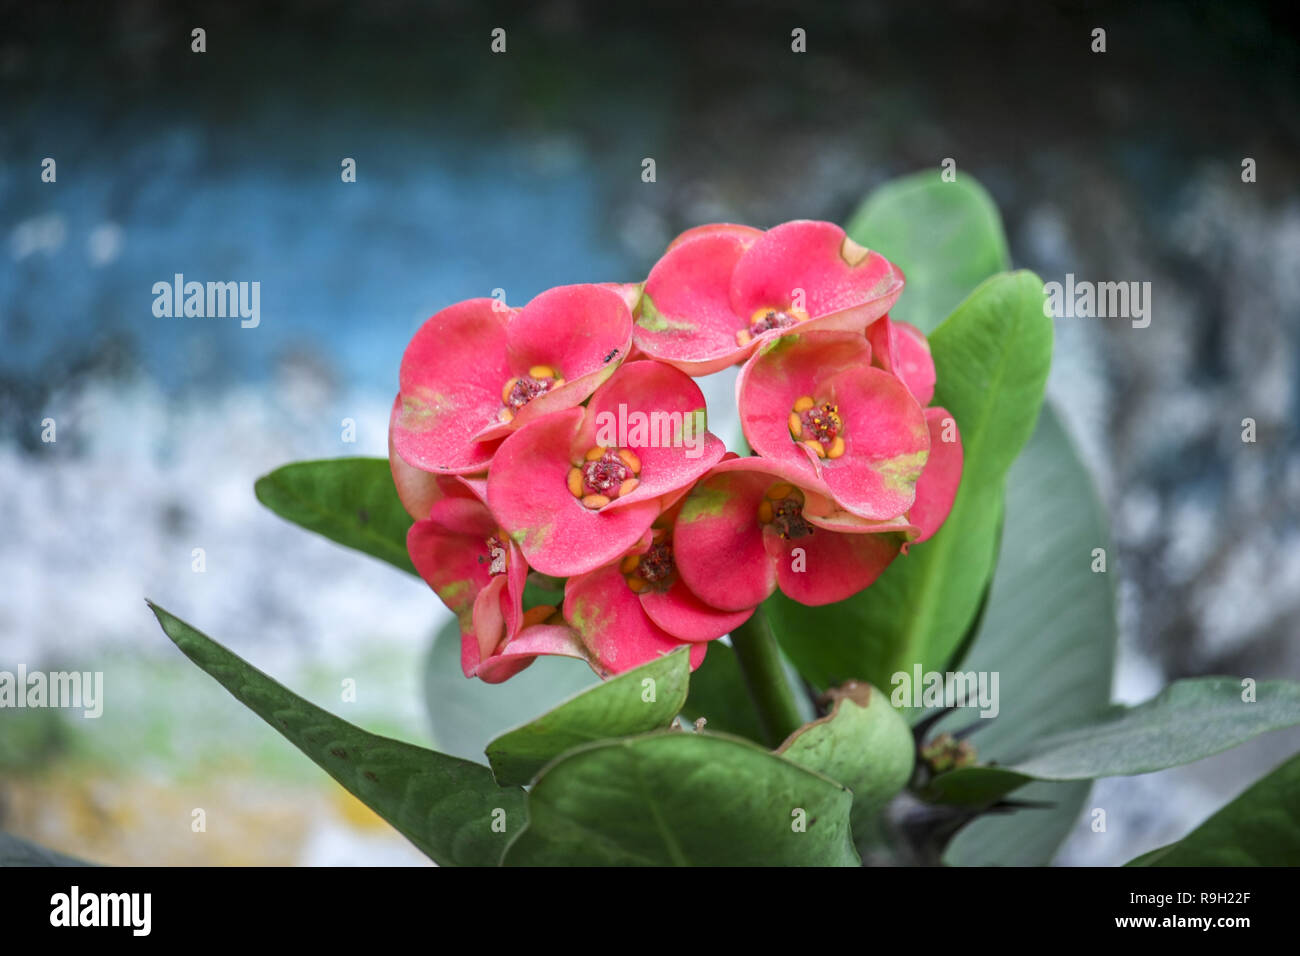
729 606 805 747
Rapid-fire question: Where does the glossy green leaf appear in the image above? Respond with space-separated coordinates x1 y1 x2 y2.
846 172 1010 333
486 647 690 786
770 272 1053 691
149 602 524 866
936 680 1300 862
1127 753 1300 866
940 404 1116 864
423 618 598 762
838 171 1117 866
680 641 766 744
777 685 915 834
254 457 416 575
1016 677 1300 778
940 677 1300 803
502 732 859 866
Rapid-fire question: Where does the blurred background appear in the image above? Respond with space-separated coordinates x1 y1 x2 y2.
1 0 1297 865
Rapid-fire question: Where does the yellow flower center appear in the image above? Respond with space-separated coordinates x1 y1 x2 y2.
620 531 675 593
499 365 565 422
567 445 642 510
787 394 845 459
735 306 809 346
756 484 815 540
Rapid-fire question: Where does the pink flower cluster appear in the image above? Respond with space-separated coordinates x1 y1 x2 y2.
389 221 963 682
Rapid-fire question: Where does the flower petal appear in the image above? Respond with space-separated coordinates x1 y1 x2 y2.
470 573 508 667
407 499 496 617
906 406 964 546
487 407 661 576
475 623 592 683
640 577 755 642
582 360 726 512
636 232 754 374
773 524 901 606
488 284 633 435
865 313 900 373
392 299 510 473
818 364 931 520
730 220 904 329
389 418 485 519
870 317 935 406
503 536 528 640
665 222 764 252
564 566 707 674
803 501 915 535
672 465 777 612
601 281 644 315
893 321 936 407
736 330 873 484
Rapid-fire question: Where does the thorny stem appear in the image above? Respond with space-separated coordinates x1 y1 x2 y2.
729 605 805 747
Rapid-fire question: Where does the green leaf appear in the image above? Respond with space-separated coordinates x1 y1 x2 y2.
1014 677 1300 778
846 172 1010 333
522 574 565 611
770 272 1053 690
254 457 416 575
502 732 859 866
839 172 1117 866
938 404 1117 864
680 641 766 744
148 602 524 866
0 832 95 867
777 685 915 836
939 677 1300 803
423 618 598 762
486 647 691 786
936 679 1300 862
1127 753 1300 866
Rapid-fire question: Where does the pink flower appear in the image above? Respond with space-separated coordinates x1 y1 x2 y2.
406 483 589 684
864 316 963 545
633 220 905 375
907 406 963 546
389 429 486 521
672 458 909 610
564 508 751 675
390 284 633 475
487 359 726 577
867 315 936 406
737 329 932 521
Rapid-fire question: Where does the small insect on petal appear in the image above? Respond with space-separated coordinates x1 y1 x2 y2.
581 493 610 510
